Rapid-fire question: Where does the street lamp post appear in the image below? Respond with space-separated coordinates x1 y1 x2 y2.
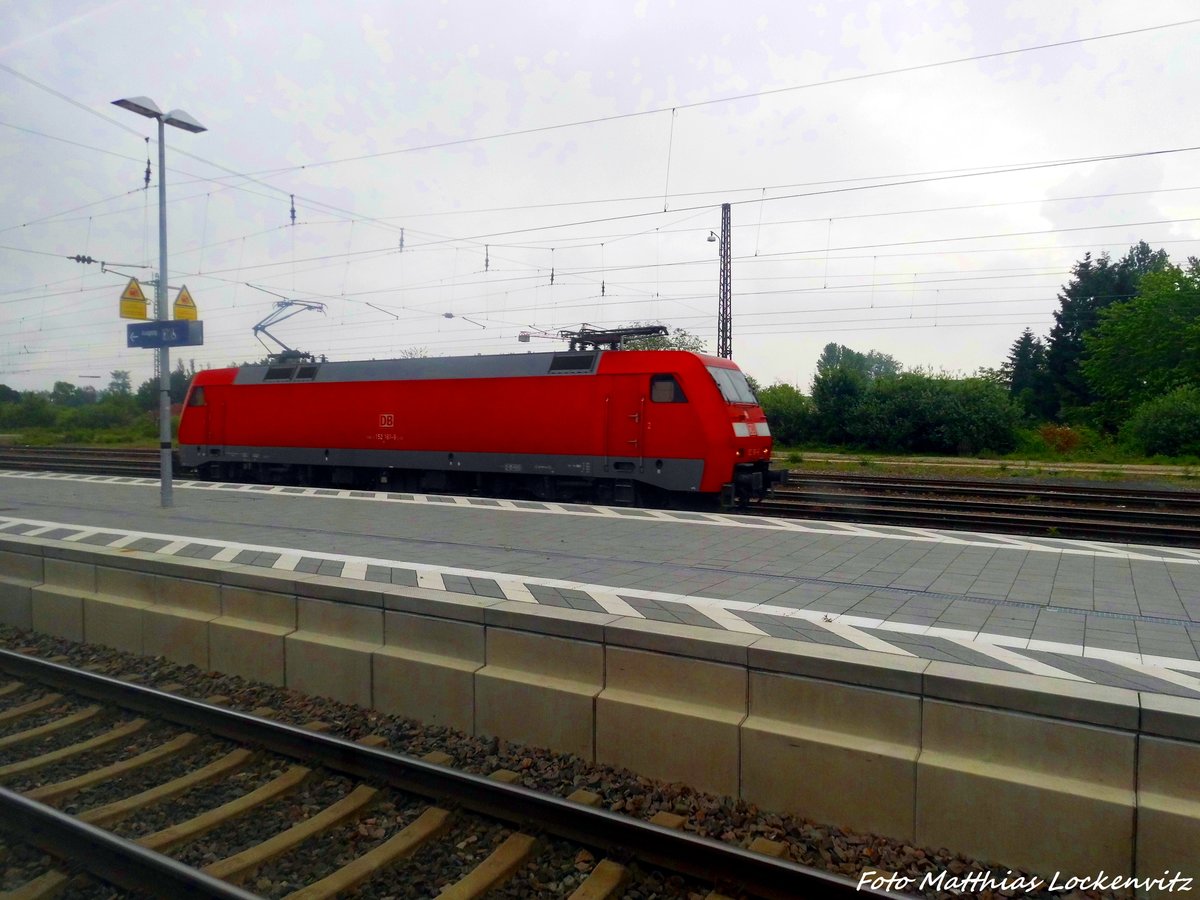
112 96 206 509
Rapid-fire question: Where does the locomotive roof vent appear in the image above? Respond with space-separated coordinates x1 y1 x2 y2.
264 365 297 381
547 352 598 374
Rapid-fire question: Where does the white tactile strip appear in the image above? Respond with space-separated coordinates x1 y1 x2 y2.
2 512 1199 699
3 469 1199 566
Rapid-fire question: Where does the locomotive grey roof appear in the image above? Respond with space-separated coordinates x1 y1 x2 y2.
233 350 603 385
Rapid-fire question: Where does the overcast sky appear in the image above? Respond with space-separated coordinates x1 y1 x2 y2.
2 0 1198 393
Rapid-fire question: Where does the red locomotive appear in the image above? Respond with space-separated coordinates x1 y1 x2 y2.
178 339 781 507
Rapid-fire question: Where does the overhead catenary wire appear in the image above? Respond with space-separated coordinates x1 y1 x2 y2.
3 20 1199 387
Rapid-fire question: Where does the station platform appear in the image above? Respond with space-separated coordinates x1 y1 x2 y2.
2 469 1199 700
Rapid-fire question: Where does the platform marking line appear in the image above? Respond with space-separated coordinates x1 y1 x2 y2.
7 469 1200 567
1082 645 1145 665
953 532 1055 552
16 525 58 537
896 527 975 544
416 571 445 591
496 580 538 603
1113 661 1200 694
810 618 916 656
1137 545 1200 562
157 540 192 556
940 637 1090 681
1142 654 1200 674
833 614 885 630
871 620 933 636
7 512 1200 688
920 625 984 643
588 592 646 618
61 529 100 543
1027 638 1086 657
677 601 767 635
964 631 1034 650
272 554 303 572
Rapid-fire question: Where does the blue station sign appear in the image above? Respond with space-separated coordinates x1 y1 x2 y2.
127 319 204 349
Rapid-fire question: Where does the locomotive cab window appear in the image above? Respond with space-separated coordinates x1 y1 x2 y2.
650 374 687 403
706 365 757 404
187 386 206 407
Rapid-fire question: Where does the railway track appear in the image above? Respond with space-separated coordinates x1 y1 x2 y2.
0 446 159 478
0 648 867 900
761 474 1200 546
6 445 1200 546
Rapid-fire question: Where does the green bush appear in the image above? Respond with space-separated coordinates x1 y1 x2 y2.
756 383 812 445
1121 386 1200 457
849 373 1019 455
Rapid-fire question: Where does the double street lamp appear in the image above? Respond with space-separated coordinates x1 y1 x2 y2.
112 96 206 508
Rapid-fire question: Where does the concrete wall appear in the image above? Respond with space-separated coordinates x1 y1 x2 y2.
2 533 1198 886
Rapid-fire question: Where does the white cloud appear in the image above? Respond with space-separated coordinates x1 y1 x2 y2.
0 0 1197 391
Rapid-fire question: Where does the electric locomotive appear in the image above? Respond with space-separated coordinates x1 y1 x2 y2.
178 341 782 507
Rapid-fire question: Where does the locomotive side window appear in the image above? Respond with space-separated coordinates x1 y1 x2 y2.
187 386 206 407
650 374 687 403
706 366 757 403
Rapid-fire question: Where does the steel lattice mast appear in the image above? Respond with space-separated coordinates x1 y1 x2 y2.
717 202 732 359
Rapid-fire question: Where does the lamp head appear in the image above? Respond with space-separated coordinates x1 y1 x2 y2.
112 96 163 119
707 231 718 242
164 109 207 133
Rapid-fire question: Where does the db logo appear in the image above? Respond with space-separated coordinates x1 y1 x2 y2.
379 413 395 428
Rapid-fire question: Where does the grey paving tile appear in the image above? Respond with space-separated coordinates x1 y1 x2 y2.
130 537 171 552
364 565 393 584
870 632 1019 672
390 568 419 587
442 574 476 595
1023 651 1200 699
469 577 507 599
294 557 322 574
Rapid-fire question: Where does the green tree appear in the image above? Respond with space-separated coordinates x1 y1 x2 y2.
1045 242 1170 419
107 370 132 396
136 359 197 411
49 381 93 408
170 359 195 404
810 364 867 444
1082 263 1200 423
135 377 157 411
0 384 19 404
809 343 900 443
1001 328 1053 420
814 343 901 380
